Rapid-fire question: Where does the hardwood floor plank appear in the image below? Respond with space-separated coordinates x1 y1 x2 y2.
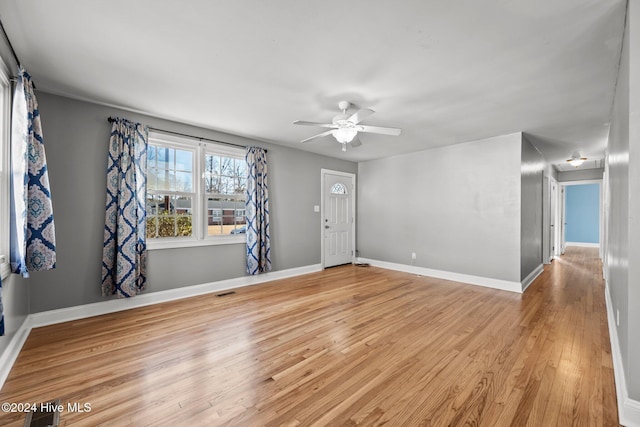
0 247 619 426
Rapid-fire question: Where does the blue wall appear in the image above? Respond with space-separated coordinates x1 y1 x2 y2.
565 183 600 243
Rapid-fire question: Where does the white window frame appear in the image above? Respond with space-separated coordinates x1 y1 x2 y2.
0 56 11 279
146 132 246 250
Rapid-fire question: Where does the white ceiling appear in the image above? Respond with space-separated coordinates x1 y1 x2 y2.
0 0 627 168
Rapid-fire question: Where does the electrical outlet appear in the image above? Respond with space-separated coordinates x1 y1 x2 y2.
411 252 417 260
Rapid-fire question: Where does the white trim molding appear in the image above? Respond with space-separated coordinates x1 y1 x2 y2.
0 263 321 390
357 258 525 293
29 264 322 328
605 283 640 427
0 316 32 389
521 264 544 292
565 242 600 248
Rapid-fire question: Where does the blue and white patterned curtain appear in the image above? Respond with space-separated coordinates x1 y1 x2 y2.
246 147 271 275
102 118 148 298
10 67 56 277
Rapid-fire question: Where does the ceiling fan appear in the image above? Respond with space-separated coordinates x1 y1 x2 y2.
293 101 402 151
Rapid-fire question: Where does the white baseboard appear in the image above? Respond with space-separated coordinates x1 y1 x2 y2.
29 264 321 328
605 282 640 427
565 242 600 248
357 258 523 293
0 264 321 390
521 264 544 292
0 316 32 389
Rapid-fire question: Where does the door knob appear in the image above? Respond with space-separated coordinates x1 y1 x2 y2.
325 225 330 229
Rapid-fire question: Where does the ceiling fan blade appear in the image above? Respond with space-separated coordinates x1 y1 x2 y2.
347 108 375 124
301 129 333 143
350 135 363 148
293 120 337 129
357 125 402 136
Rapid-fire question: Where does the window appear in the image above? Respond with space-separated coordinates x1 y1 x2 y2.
0 57 10 279
204 151 246 236
146 132 246 249
146 143 195 239
330 182 347 195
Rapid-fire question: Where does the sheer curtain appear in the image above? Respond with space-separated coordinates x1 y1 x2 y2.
245 146 271 275
0 275 4 336
101 117 148 298
10 66 56 277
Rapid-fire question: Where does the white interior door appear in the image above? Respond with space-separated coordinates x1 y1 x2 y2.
322 170 354 268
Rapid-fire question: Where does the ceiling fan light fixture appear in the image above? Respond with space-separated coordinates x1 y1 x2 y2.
567 155 587 167
332 127 358 143
293 100 401 148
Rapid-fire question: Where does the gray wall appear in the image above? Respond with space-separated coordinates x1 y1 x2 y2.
357 132 522 282
606 18 629 399
627 0 640 400
520 136 544 280
0 274 29 356
558 167 604 182
0 31 30 356
605 0 640 401
28 92 356 312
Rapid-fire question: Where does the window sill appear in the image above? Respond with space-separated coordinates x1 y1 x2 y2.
147 235 245 251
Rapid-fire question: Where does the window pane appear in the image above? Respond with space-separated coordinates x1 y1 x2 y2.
221 157 234 176
176 150 193 172
237 177 247 194
154 173 170 193
149 195 193 238
207 196 246 236
147 168 157 190
168 148 175 170
205 174 220 193
174 195 191 216
176 171 192 192
146 217 157 239
157 146 170 171
175 213 192 237
147 144 193 192
146 194 160 215
220 176 234 194
162 195 175 214
205 154 220 175
148 145 157 168
330 183 347 194
236 160 246 177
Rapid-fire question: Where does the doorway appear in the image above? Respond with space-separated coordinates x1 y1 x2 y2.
550 177 558 262
561 181 601 250
321 169 355 268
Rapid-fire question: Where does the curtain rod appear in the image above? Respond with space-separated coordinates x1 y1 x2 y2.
0 19 21 70
107 117 266 152
0 18 38 89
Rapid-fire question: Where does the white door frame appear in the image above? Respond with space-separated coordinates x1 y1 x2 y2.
321 169 356 269
559 179 603 255
549 176 559 262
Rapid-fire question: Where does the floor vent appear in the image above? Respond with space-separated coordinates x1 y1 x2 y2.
216 291 236 297
24 400 60 427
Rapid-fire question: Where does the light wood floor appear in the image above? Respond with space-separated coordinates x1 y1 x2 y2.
0 247 618 426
